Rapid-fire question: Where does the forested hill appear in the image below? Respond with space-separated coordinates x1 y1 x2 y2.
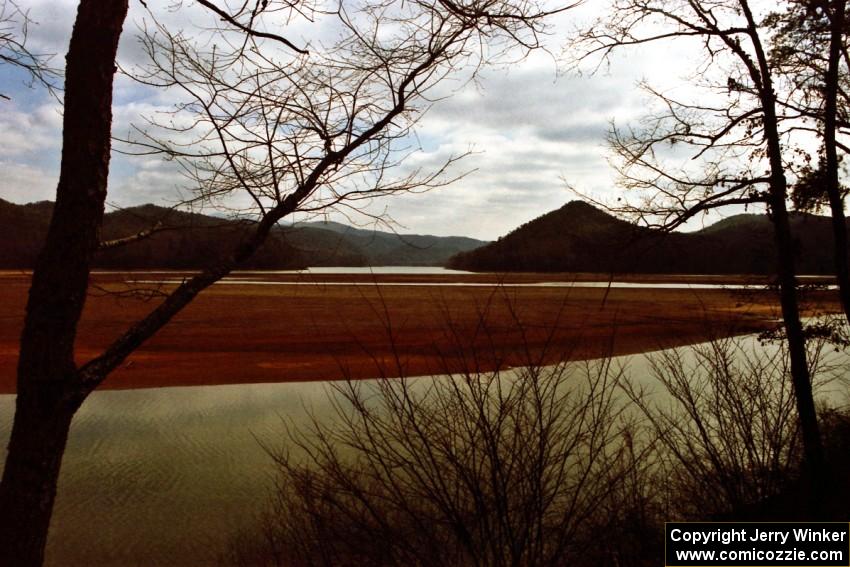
0 200 486 269
447 200 846 275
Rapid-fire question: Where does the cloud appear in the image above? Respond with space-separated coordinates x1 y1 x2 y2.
0 0 693 241
0 100 62 203
0 161 58 202
108 157 191 208
0 101 61 156
344 63 644 239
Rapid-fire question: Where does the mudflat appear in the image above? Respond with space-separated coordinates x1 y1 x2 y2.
0 271 840 393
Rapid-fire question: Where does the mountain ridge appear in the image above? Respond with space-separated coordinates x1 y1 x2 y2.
5 198 844 274
447 200 846 275
0 200 487 269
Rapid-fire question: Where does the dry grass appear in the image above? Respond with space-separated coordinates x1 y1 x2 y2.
0 271 840 393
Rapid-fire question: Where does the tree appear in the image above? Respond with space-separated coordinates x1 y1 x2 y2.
571 0 826 500
768 0 850 326
0 1 566 565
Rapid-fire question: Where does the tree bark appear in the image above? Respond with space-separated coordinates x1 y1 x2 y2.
824 0 850 326
0 389 82 567
0 0 128 565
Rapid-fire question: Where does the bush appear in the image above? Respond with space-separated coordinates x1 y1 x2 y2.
224 319 848 565
227 358 660 567
621 334 845 520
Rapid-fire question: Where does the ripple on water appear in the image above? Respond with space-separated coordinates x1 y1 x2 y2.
0 339 846 566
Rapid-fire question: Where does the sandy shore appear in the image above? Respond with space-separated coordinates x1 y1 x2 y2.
0 271 841 393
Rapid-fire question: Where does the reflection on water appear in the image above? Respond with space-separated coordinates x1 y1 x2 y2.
0 336 847 566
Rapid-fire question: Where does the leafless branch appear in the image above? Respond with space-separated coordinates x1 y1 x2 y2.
79 0 574 389
0 0 60 100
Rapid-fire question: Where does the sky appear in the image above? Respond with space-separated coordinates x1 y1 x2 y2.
0 0 758 241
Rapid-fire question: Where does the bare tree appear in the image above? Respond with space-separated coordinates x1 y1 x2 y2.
571 0 826 496
0 1 568 565
628 326 850 520
622 337 820 519
226 342 652 567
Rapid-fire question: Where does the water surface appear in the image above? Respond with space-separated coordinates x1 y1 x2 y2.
0 336 847 566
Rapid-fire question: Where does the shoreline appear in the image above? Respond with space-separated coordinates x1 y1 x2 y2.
0 271 841 394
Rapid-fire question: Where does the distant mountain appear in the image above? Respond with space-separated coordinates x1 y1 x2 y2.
293 220 486 266
0 200 486 269
447 201 845 275
0 200 54 267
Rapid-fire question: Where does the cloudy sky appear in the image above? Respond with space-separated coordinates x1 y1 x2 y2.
0 0 734 240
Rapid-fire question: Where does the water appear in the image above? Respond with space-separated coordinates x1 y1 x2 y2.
257 266 475 275
126 277 840 291
131 279 842 290
92 266 473 276
114 266 838 289
0 381 346 566
92 267 835 278
0 337 848 566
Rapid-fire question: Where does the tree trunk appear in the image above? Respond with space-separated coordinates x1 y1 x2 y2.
0 0 128 565
0 388 82 567
824 0 850 326
740 0 826 499
770 194 825 482
826 195 850 326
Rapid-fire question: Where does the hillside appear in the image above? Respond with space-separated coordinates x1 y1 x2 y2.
0 200 486 269
447 201 846 275
295 220 486 266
